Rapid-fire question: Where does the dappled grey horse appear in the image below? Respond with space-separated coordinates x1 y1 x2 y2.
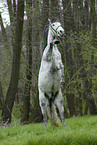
38 18 65 127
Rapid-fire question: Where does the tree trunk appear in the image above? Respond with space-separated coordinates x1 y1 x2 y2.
62 0 76 116
39 0 49 56
30 0 44 123
0 82 4 108
2 0 24 123
66 93 76 116
21 0 32 124
91 0 96 47
30 91 42 123
0 13 9 49
83 78 97 115
50 0 59 17
41 0 49 30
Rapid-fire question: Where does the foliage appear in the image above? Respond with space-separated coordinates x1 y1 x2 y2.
70 32 96 62
67 31 97 91
0 115 97 145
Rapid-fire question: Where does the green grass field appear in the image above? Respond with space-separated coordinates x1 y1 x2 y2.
0 115 97 145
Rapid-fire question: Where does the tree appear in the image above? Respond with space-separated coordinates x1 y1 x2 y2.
91 0 96 47
2 0 24 123
62 0 76 116
0 82 4 108
30 0 43 123
21 0 32 123
0 13 7 108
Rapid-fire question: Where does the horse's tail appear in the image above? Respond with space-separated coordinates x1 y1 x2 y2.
47 103 60 127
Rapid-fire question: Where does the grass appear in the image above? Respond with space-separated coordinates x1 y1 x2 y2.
0 115 97 145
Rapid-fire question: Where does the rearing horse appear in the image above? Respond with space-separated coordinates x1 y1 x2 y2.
38 18 65 127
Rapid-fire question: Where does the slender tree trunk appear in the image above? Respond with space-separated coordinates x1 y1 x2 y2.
50 0 59 17
0 13 9 49
41 0 49 30
83 78 97 114
0 82 4 108
7 0 14 23
0 13 7 42
40 0 49 56
2 0 24 123
95 1 97 48
30 0 43 123
21 0 32 124
0 13 8 107
79 94 83 116
62 0 76 116
66 93 76 116
91 0 96 47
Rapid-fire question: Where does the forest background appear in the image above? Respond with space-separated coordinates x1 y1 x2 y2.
0 0 97 125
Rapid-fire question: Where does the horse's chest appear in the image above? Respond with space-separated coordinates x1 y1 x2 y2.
39 47 62 93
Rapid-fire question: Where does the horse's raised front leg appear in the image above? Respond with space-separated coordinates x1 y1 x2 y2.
43 43 53 62
54 89 65 127
59 63 65 86
39 89 48 127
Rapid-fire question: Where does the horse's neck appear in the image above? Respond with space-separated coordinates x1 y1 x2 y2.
43 26 57 61
47 26 54 45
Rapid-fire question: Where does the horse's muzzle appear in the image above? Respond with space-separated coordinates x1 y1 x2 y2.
53 39 60 44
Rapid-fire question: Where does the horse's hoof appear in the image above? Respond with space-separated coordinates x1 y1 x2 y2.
44 123 47 128
63 122 66 127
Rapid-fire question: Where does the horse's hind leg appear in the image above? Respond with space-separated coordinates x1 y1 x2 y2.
39 89 48 127
54 89 65 127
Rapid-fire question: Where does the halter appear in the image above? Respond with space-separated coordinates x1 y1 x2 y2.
48 18 62 36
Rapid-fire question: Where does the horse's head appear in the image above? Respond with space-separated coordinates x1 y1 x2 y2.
48 18 64 38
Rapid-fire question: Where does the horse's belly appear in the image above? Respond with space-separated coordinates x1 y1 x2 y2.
38 70 61 93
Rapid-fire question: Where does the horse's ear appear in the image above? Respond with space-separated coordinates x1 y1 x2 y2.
48 18 51 22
